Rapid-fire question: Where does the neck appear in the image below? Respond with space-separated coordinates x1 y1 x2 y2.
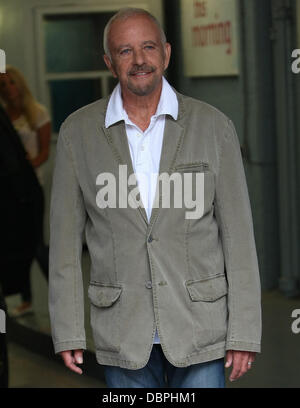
121 80 163 132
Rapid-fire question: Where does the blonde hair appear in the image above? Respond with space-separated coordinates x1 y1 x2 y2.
0 65 44 130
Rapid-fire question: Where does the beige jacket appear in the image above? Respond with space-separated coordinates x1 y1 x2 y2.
48 90 262 369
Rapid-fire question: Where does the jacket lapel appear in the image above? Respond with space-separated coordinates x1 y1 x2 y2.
148 110 186 228
102 121 149 225
101 91 186 229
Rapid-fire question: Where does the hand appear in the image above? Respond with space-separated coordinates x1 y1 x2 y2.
60 349 84 374
225 350 256 382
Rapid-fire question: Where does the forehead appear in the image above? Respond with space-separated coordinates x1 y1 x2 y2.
109 14 161 47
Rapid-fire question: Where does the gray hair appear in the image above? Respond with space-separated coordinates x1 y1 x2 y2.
103 8 167 59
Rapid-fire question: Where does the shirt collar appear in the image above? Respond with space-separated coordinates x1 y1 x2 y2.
105 76 178 128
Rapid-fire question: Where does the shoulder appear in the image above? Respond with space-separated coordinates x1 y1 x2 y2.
60 97 109 135
176 91 231 125
175 90 237 147
57 96 110 148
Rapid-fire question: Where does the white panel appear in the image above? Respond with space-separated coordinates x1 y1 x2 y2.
181 0 240 77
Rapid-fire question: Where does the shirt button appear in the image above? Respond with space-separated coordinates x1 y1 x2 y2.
145 281 152 289
140 145 145 151
148 236 153 243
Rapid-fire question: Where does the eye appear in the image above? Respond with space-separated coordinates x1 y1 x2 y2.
120 48 131 55
144 45 155 50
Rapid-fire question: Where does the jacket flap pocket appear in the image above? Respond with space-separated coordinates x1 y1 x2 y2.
185 275 228 302
88 283 122 307
174 162 210 172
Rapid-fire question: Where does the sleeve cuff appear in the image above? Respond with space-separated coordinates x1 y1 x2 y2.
53 340 87 354
226 340 261 353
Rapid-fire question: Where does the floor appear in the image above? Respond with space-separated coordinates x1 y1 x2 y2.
7 341 105 388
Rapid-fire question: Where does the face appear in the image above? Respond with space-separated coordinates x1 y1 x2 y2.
0 73 20 103
103 14 171 98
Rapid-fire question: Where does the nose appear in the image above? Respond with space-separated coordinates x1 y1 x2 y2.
132 48 146 66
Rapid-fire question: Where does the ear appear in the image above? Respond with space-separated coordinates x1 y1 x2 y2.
163 43 171 71
103 54 118 78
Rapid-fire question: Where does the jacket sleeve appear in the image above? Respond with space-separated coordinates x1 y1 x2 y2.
48 121 87 354
214 118 262 353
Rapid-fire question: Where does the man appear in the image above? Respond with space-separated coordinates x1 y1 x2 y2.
49 8 261 388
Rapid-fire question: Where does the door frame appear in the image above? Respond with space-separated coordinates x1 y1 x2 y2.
34 1 164 137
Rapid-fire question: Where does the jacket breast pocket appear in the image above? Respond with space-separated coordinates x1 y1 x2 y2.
174 162 210 172
173 162 215 220
88 282 122 353
185 274 228 350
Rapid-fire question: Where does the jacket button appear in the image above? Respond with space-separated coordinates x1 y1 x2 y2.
145 281 152 289
148 236 153 243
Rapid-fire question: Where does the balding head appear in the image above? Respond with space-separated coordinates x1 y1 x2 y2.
103 8 166 59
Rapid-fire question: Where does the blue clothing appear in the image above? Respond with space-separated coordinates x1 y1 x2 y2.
103 344 225 388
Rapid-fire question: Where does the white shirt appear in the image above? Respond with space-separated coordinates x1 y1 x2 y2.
105 77 178 344
12 106 50 185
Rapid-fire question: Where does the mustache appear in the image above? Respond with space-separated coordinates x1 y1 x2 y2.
128 65 156 75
